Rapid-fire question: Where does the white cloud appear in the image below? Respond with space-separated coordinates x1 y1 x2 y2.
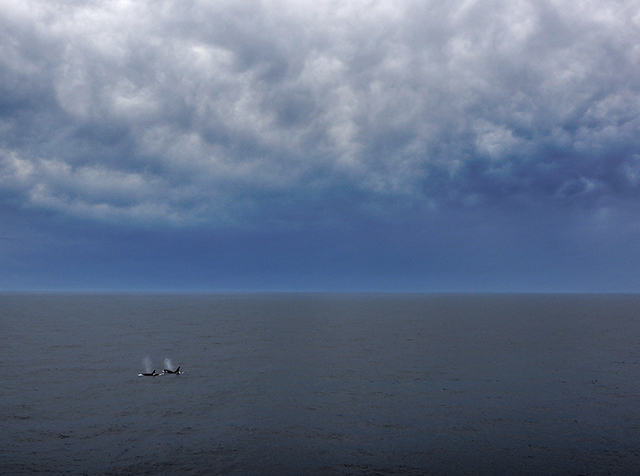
473 120 520 161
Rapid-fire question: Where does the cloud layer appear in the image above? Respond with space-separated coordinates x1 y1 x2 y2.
2 0 640 227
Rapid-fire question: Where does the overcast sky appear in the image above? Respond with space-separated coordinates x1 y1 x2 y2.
2 0 640 292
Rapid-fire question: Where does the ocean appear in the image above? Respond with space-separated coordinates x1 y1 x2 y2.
1 293 639 475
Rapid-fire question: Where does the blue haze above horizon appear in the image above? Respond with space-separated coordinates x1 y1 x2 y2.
2 0 640 292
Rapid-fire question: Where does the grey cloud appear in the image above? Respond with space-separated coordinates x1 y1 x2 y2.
1 0 640 226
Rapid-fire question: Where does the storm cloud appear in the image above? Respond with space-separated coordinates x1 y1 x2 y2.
2 0 640 291
1 0 638 223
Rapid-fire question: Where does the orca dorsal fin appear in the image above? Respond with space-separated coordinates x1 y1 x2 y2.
176 366 180 373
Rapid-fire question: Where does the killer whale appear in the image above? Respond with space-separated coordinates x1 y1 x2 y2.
139 369 160 377
163 366 181 374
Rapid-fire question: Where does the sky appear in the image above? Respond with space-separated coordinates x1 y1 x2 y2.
1 0 640 292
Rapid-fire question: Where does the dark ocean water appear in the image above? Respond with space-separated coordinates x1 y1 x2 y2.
1 293 640 475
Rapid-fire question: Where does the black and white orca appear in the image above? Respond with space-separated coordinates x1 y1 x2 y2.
139 369 160 377
163 366 181 374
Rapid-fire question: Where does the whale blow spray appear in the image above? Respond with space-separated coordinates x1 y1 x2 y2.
143 355 153 373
